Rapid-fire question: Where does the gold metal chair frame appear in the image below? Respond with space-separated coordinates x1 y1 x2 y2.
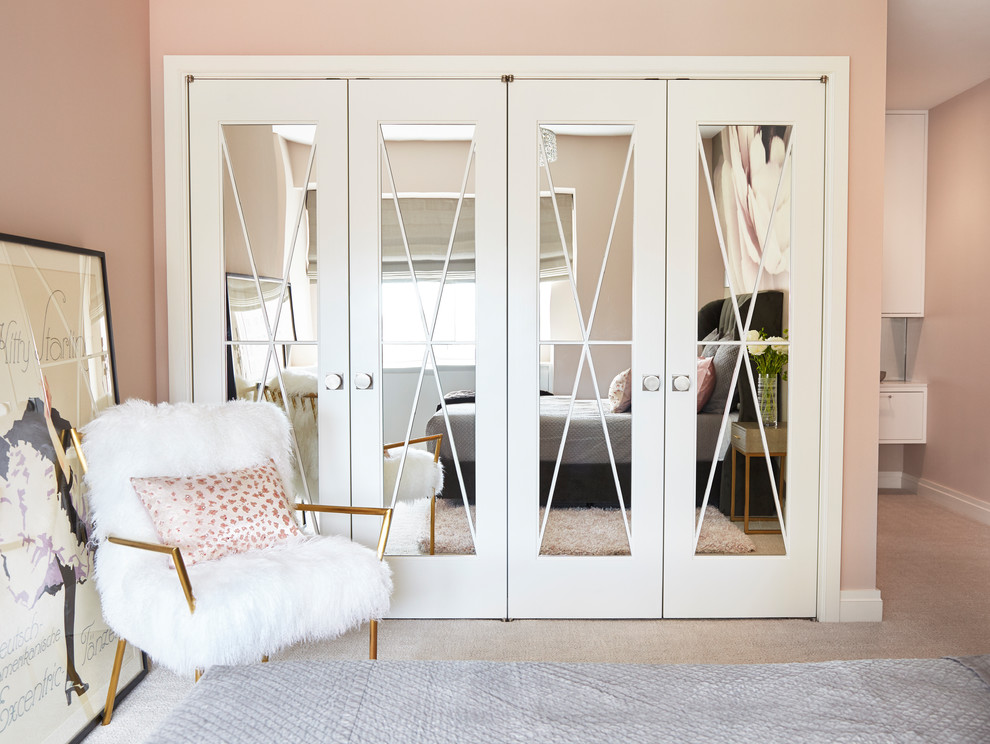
262 387 317 423
383 434 443 555
72 429 393 726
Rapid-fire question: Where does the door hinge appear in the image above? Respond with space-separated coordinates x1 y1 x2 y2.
501 74 514 84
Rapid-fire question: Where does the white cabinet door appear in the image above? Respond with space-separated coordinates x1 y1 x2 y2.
878 383 927 443
349 80 508 618
882 113 927 317
664 80 825 618
188 79 351 534
507 81 667 618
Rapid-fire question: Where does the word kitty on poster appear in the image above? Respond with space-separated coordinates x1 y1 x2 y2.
0 235 143 744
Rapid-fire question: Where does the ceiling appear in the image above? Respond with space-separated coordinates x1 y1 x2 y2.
886 0 990 110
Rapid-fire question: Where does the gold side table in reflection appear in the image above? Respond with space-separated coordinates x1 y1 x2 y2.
729 421 787 535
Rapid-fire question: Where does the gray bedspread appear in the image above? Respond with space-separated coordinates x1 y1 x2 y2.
148 656 990 743
427 398 632 464
426 398 736 465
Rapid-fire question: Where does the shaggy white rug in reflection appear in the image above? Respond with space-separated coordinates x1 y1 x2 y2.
386 500 754 555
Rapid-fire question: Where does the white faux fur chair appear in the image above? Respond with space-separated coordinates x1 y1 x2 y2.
81 400 393 725
382 434 444 554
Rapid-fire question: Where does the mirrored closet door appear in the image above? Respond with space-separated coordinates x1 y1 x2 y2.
663 79 826 618
188 79 351 537
349 80 508 617
507 81 666 618
190 79 508 618
185 71 831 621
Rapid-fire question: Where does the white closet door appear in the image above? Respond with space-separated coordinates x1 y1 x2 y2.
507 81 667 618
188 79 351 532
349 80 508 618
663 80 825 618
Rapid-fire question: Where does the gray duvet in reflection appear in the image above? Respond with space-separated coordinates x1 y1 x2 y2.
426 396 737 464
426 397 631 465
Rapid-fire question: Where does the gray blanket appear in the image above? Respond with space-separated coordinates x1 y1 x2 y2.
426 398 632 464
148 656 990 743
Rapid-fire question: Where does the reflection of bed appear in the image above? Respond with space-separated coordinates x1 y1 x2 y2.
426 396 634 509
427 396 735 509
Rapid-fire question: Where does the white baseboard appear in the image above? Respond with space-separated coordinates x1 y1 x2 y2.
877 471 904 489
838 589 883 622
907 474 990 528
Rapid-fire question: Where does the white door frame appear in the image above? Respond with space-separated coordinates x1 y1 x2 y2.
163 55 849 621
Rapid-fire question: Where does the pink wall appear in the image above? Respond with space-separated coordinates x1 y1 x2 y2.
0 0 156 403
147 0 888 593
905 77 990 503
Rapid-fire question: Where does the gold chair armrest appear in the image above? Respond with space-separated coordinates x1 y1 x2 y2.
106 536 196 613
295 504 394 561
69 428 88 474
383 433 443 463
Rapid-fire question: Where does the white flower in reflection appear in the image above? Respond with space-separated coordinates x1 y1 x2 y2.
713 126 791 294
746 329 789 380
766 336 788 354
745 329 767 355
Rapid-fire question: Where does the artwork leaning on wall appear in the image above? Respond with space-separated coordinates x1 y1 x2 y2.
0 234 146 744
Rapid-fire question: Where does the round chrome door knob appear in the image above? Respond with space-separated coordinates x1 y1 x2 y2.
642 374 662 392
325 373 343 391
354 372 374 390
672 375 691 392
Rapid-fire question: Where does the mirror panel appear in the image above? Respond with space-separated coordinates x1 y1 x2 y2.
536 125 634 557
378 124 478 556
694 124 792 557
221 123 319 501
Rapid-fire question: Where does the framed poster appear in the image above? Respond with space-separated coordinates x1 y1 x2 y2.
0 234 146 744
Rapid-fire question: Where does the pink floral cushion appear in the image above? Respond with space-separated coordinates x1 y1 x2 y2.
131 460 300 565
697 356 716 412
608 368 632 413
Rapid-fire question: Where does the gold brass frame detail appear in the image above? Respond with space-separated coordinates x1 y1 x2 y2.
106 537 197 612
262 386 318 423
296 502 394 658
100 536 197 725
382 434 443 554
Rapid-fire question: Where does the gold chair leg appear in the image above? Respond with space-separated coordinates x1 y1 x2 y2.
101 639 127 726
261 655 269 663
195 669 203 682
369 620 378 660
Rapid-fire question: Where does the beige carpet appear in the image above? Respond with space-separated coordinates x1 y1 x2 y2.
84 493 990 743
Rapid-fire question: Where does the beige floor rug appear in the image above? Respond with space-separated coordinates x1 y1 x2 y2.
387 500 754 555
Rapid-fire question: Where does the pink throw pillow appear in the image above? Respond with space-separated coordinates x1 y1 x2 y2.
697 356 716 412
608 368 632 413
131 460 300 565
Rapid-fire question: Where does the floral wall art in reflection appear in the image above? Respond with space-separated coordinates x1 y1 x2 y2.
712 126 792 293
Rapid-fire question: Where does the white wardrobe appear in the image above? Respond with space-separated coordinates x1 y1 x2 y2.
167 57 848 621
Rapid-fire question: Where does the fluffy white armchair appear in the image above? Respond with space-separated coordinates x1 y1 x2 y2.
81 400 393 723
